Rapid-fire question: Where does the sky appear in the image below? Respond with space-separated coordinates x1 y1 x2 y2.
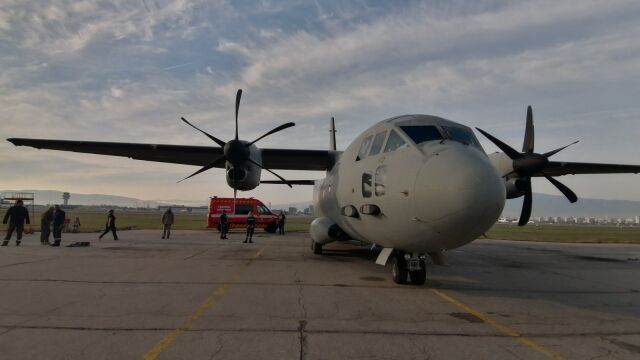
1 0 640 206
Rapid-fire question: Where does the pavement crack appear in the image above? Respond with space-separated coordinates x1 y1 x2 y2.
298 320 307 360
208 334 224 360
183 248 209 260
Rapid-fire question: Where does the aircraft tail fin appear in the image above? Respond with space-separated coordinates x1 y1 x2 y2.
329 117 336 151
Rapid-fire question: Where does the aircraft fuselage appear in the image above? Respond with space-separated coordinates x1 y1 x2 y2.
313 115 506 253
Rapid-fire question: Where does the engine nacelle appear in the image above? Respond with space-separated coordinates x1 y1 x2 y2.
310 217 349 245
505 178 527 199
225 163 261 191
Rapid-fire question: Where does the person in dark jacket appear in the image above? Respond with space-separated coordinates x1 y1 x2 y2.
99 209 118 240
244 211 256 243
161 208 174 239
40 206 54 245
220 210 229 239
51 205 66 247
2 200 30 246
277 211 286 235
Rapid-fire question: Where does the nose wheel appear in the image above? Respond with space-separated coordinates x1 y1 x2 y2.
391 251 426 285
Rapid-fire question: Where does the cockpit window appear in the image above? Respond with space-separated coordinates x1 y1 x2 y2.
356 135 373 161
368 131 387 156
442 126 480 147
399 126 443 145
383 130 408 153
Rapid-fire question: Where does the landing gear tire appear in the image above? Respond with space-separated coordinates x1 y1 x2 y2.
409 260 426 285
392 254 409 284
312 241 323 255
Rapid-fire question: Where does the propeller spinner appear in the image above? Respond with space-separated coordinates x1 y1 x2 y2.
476 106 579 226
179 89 294 199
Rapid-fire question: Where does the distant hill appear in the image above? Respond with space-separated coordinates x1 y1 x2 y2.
274 194 640 219
3 190 639 218
0 190 160 208
502 193 640 219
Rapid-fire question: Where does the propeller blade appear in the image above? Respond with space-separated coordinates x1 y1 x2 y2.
181 117 226 147
178 155 224 183
522 105 534 153
542 173 578 203
518 178 533 226
542 140 579 158
475 128 523 159
247 158 293 188
247 122 295 146
235 89 242 140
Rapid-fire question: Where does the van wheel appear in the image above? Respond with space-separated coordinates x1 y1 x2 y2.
265 222 277 233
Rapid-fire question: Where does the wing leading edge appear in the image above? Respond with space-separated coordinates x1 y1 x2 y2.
536 161 640 176
7 138 338 171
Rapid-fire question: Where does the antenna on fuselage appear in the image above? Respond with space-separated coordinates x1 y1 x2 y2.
329 117 337 151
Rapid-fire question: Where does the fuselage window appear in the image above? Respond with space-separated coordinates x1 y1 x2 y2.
383 130 408 153
362 172 372 198
375 165 387 196
442 126 480 147
399 125 443 145
356 135 373 161
368 131 387 156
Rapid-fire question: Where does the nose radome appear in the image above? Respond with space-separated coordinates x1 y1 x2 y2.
414 145 505 248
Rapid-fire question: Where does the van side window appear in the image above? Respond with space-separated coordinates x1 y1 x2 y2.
368 131 387 156
235 204 252 215
383 130 408 153
258 206 270 215
375 165 387 196
356 135 373 161
362 172 372 198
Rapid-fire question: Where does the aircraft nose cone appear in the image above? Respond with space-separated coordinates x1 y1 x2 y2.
414 144 505 249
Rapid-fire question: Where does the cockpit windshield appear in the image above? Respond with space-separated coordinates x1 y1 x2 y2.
399 125 443 145
442 126 481 147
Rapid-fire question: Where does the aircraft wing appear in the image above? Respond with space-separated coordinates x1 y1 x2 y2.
6 138 338 171
537 161 640 176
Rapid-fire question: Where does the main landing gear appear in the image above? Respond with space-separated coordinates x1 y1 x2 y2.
392 251 426 285
311 240 323 255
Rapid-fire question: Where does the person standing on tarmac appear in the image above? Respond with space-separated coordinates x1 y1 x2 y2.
40 206 54 245
99 209 118 240
161 208 174 239
51 205 66 247
2 200 30 246
277 211 286 235
220 210 229 239
244 211 256 243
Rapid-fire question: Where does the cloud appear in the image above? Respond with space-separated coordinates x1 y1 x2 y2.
2 0 640 204
0 0 225 55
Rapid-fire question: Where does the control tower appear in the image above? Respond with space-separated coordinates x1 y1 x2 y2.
62 192 70 206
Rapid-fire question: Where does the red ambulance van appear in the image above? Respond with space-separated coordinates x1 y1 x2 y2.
207 197 279 233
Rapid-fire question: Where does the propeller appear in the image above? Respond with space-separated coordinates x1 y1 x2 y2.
179 89 294 200
476 105 579 226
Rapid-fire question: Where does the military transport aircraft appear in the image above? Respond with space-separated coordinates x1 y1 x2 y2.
8 90 640 284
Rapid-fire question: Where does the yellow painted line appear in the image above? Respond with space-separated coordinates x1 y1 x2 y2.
142 239 274 360
431 289 566 360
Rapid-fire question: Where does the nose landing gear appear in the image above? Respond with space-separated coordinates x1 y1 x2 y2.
392 251 426 285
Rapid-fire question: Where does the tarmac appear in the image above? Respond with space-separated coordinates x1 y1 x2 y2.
0 229 639 360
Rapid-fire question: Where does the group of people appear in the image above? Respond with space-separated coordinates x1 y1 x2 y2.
218 210 287 243
38 204 67 246
2 200 119 247
4 202 289 246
